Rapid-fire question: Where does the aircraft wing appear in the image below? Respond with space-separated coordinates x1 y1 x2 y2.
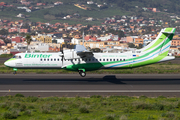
76 51 93 58
74 45 93 58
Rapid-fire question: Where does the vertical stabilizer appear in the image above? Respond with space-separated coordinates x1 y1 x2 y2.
140 28 175 57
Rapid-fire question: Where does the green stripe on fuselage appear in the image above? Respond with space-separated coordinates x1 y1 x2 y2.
5 58 16 62
131 51 168 68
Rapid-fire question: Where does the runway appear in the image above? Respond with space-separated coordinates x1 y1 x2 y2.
0 74 180 97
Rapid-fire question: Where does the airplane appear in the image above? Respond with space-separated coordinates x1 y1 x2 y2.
4 28 176 77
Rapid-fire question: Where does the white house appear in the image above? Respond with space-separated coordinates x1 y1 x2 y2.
71 38 81 44
28 42 49 52
87 1 94 4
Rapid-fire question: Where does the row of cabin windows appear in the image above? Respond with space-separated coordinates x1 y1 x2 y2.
40 58 126 62
40 58 60 61
71 58 126 62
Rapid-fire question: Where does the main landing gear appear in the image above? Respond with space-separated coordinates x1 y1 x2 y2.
79 71 86 77
78 68 86 77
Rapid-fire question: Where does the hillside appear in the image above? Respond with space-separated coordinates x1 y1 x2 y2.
0 0 179 25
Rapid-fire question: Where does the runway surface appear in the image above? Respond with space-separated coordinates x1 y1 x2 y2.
0 74 180 97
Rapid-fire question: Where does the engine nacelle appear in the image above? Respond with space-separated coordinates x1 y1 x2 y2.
63 50 81 59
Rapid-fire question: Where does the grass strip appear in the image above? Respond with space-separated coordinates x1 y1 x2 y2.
0 94 180 120
0 62 180 74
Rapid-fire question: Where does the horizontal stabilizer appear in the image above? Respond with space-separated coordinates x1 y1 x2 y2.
162 28 176 34
162 31 175 34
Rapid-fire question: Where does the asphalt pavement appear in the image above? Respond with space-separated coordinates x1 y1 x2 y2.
0 74 180 97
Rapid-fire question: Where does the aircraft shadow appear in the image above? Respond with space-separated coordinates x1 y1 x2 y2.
1 75 180 85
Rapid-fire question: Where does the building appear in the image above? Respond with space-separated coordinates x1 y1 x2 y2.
71 38 81 45
79 41 124 49
169 46 180 56
9 28 18 33
134 38 143 46
20 28 29 33
28 42 49 52
55 37 65 44
11 36 25 43
171 39 180 46
0 39 5 47
97 34 119 41
84 35 97 41
35 35 52 43
143 38 154 47
47 32 63 38
10 43 27 55
126 36 134 43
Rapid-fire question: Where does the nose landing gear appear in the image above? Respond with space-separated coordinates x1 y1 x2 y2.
13 68 17 75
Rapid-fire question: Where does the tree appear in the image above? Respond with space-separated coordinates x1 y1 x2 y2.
128 43 136 48
0 29 8 35
25 34 32 51
90 48 102 53
137 44 143 49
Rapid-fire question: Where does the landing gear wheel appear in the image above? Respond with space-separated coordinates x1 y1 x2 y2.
13 71 17 75
79 72 86 77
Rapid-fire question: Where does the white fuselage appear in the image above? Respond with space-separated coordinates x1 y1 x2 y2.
4 52 131 69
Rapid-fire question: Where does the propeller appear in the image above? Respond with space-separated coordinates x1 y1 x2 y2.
60 44 64 66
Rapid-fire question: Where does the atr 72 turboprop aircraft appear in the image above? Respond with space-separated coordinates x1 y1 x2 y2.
4 28 176 77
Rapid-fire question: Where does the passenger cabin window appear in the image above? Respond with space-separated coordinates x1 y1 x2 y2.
47 59 49 61
54 59 56 61
40 59 42 61
103 59 105 61
44 59 46 61
123 59 125 61
99 59 101 61
51 59 53 61
107 59 108 61
57 59 59 61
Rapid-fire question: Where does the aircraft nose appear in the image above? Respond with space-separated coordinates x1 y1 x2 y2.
4 61 9 66
4 61 10 67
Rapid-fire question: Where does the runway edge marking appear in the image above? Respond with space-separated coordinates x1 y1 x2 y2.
1 90 180 92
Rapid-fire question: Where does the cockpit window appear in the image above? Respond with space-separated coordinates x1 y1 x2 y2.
12 55 21 59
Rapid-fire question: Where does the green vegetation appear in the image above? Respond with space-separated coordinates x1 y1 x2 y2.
1 62 180 74
0 94 180 119
0 54 13 58
0 0 179 25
